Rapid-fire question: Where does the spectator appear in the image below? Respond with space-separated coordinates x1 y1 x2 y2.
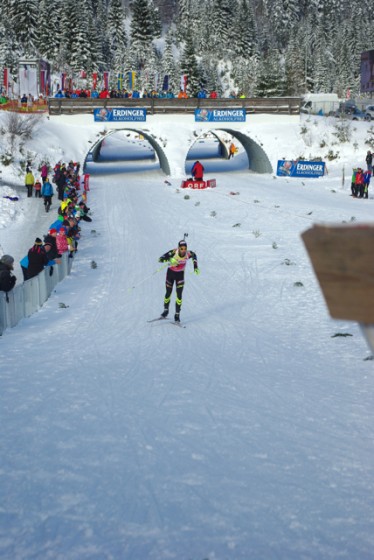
191 160 204 181
27 93 33 111
366 150 373 172
41 177 54 212
34 178 42 198
363 170 371 199
25 169 35 198
351 168 358 196
0 255 16 292
355 168 365 198
209 90 218 98
41 163 49 183
27 238 49 279
77 200 92 222
44 229 61 262
197 88 207 99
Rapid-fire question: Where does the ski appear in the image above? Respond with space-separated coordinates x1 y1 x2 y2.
171 321 186 328
147 316 167 323
147 317 186 328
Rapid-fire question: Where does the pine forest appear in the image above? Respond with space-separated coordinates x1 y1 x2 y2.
0 0 373 97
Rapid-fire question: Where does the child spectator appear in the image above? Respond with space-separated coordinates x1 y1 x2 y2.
34 178 42 198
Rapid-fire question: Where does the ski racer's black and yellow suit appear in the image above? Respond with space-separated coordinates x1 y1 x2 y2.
159 248 198 317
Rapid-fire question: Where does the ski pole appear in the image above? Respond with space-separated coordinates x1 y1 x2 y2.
129 262 169 291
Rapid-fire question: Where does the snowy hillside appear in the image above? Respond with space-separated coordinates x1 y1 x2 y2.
1 113 374 560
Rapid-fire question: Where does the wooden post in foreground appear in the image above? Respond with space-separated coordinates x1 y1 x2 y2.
301 224 374 352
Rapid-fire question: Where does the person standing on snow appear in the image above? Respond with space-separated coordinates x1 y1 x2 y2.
191 160 204 181
158 240 199 323
41 178 54 212
24 169 35 197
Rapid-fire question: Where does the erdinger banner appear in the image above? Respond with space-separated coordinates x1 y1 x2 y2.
94 108 147 122
277 160 325 178
195 108 246 122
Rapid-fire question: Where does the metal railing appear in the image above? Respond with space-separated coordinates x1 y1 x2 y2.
48 96 301 115
0 253 73 336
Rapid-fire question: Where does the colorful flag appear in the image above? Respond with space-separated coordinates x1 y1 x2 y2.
3 68 8 93
117 73 124 90
92 72 98 90
128 71 136 90
162 75 169 91
103 71 109 90
180 74 188 92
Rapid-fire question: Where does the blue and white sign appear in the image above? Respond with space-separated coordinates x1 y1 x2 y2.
277 160 326 178
94 108 147 122
195 108 246 122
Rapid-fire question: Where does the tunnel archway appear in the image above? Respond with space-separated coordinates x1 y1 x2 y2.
84 128 171 175
212 128 272 173
84 126 272 177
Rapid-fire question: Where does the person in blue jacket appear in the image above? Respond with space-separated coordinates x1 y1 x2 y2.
41 178 54 212
55 90 64 98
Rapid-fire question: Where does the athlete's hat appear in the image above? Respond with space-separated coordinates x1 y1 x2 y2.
178 240 187 248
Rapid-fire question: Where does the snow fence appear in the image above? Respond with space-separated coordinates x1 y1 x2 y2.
0 252 73 336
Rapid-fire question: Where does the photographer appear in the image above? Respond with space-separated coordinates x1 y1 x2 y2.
0 255 17 292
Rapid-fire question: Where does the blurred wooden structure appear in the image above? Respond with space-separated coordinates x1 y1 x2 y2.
301 224 374 324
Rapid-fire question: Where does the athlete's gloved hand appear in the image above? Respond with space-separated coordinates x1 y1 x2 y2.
194 268 200 275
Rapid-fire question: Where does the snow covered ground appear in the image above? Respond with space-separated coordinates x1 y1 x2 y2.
1 112 374 559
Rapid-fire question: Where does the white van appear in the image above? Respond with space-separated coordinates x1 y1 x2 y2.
301 93 341 116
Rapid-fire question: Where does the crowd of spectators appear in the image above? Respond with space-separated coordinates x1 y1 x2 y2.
54 87 245 100
350 151 373 198
0 159 92 296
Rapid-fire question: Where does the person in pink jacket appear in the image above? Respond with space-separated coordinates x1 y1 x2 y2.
56 226 69 254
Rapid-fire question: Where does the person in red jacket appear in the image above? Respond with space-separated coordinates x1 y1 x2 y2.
355 168 365 198
191 160 204 181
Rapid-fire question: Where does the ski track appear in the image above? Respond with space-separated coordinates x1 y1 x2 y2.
1 171 374 559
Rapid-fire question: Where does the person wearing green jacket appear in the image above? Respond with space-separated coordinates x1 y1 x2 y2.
25 170 35 198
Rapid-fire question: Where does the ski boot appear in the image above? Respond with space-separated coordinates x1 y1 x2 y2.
174 313 180 323
161 308 169 318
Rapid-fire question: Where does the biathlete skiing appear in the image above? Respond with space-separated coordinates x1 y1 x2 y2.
158 239 200 323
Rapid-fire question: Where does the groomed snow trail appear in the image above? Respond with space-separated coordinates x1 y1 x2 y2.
1 171 374 560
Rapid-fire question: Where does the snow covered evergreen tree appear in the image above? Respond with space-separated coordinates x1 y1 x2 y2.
180 27 200 96
107 0 128 71
10 0 39 57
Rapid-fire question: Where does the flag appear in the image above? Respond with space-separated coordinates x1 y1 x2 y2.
80 70 87 79
180 74 188 92
117 73 124 90
128 71 136 90
61 72 66 90
3 68 8 93
103 71 109 90
92 72 98 90
162 75 169 91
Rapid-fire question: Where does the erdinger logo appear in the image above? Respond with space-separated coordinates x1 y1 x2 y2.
197 109 209 121
278 161 293 175
97 108 110 121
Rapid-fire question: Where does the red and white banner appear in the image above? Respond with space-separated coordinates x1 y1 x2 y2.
103 71 109 90
180 74 188 92
92 72 98 90
3 68 8 93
